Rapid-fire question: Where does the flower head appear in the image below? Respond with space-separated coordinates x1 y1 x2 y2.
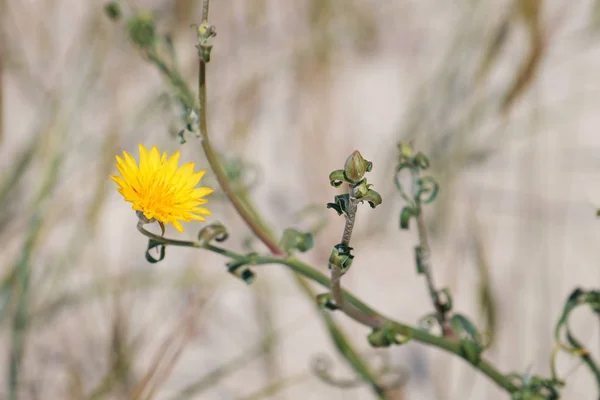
111 144 213 233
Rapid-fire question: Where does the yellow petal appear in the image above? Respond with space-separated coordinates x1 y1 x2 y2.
187 170 207 188
138 144 149 174
172 220 184 233
149 146 161 168
191 206 211 215
177 162 196 179
192 187 213 198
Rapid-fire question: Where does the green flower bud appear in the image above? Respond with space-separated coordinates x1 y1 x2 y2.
344 150 371 184
127 12 156 49
397 142 413 163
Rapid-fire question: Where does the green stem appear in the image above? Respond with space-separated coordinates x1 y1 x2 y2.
136 221 200 249
411 167 451 334
205 247 518 394
196 46 283 256
136 225 516 393
133 6 519 395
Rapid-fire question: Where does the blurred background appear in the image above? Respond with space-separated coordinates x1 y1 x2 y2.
2 0 600 399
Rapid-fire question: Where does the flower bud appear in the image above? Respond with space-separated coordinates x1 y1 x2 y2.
127 12 156 49
344 150 371 184
397 142 413 164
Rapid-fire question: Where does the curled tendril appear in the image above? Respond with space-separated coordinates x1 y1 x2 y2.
376 364 409 390
316 293 338 310
311 352 409 392
362 352 410 391
197 221 229 246
393 165 414 202
551 288 600 391
418 313 442 333
311 354 364 389
416 176 439 204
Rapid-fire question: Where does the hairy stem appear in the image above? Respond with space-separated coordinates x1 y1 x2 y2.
331 187 357 312
341 198 358 247
201 0 209 23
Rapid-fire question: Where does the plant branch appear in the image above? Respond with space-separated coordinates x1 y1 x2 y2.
410 165 452 334
134 217 517 395
195 22 284 256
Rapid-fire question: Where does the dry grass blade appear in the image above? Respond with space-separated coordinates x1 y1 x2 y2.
501 0 545 114
129 294 205 400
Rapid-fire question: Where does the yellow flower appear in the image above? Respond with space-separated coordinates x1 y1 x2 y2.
111 144 213 233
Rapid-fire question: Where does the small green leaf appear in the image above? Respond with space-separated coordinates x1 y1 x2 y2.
352 179 369 198
451 313 484 364
459 339 482 365
328 243 354 274
400 206 418 229
361 189 382 209
328 170 347 187
414 246 425 274
226 260 256 285
367 322 410 348
327 194 351 216
145 239 166 263
197 221 229 246
279 228 314 253
451 314 480 342
413 152 430 169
